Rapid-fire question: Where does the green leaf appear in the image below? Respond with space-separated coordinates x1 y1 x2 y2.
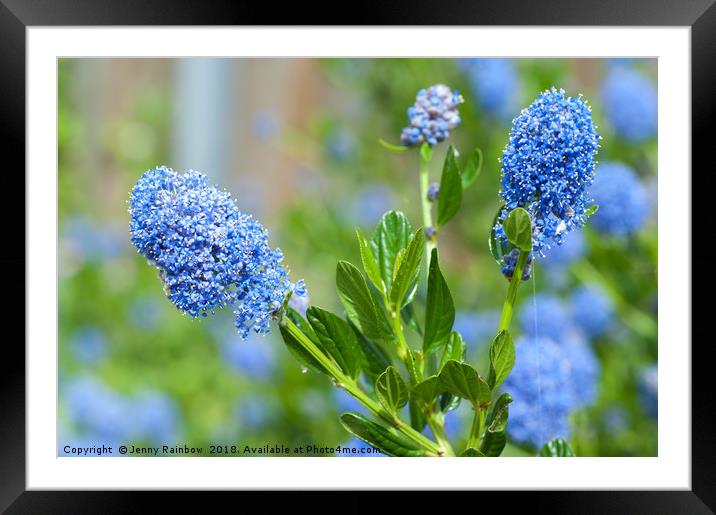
336 261 392 341
419 141 432 162
378 138 409 152
375 366 409 413
371 211 413 292
409 400 427 432
439 331 466 372
423 249 455 354
356 228 385 294
389 228 424 309
540 438 576 457
480 393 512 457
410 375 443 406
585 204 599 219
279 312 330 376
502 207 532 252
488 205 515 266
438 360 490 407
436 145 463 227
401 303 423 336
350 322 392 383
306 307 362 380
461 448 486 457
340 413 428 457
488 330 515 389
461 148 483 189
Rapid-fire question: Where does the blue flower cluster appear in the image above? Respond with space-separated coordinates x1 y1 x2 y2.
129 167 305 338
61 376 182 454
496 88 600 256
601 68 657 142
501 249 533 281
400 84 463 147
588 162 649 236
459 58 521 121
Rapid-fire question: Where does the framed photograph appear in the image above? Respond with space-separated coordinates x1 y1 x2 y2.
5 0 714 510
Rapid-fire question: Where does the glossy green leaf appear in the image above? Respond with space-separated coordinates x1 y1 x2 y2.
480 393 512 457
540 438 576 457
440 331 466 372
378 138 409 152
279 311 330 376
410 375 442 405
356 228 385 294
488 330 515 389
461 147 483 189
438 360 490 407
585 204 599 219
336 260 392 341
502 207 532 252
306 306 362 380
371 211 413 292
488 204 515 266
419 141 432 162
461 448 486 457
389 228 424 309
423 249 455 354
375 366 409 413
340 413 428 457
437 145 463 227
409 400 427 432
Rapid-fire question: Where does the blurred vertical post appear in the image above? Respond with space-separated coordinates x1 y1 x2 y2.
172 59 238 179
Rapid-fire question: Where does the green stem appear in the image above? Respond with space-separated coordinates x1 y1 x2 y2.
466 405 486 450
282 317 443 456
497 249 530 333
419 151 436 273
426 412 455 456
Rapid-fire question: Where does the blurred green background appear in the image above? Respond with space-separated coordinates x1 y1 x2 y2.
58 58 657 457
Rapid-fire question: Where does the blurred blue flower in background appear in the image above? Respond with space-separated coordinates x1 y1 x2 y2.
564 330 601 407
589 162 649 236
327 127 356 161
222 335 276 379
333 388 368 414
601 67 657 142
540 230 586 269
127 295 163 330
133 391 182 443
251 110 280 140
348 184 395 227
638 364 658 418
519 292 572 343
62 215 125 264
70 327 108 364
502 336 575 449
459 59 521 121
603 405 628 433
496 88 600 256
400 84 463 147
236 397 273 429
570 284 615 339
454 309 500 352
62 376 185 450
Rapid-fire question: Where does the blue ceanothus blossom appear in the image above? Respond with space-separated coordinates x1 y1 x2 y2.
401 84 464 147
495 88 600 259
601 67 657 142
129 167 306 338
588 162 649 236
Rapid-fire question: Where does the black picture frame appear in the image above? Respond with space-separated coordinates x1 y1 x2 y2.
3 0 713 511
